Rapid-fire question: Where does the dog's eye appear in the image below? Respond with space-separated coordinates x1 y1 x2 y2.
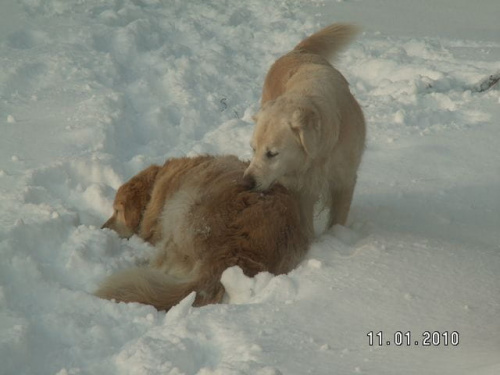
266 150 279 158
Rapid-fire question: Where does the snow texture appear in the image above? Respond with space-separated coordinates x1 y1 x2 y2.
0 0 499 374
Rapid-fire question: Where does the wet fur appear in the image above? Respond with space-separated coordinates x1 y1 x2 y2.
96 155 310 311
244 23 366 233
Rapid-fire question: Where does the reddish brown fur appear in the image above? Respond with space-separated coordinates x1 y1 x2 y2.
96 155 310 311
139 157 211 244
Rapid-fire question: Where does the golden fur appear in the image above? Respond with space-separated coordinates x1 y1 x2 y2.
243 23 366 233
96 155 310 311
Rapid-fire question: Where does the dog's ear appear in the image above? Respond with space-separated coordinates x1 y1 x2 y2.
289 107 320 158
122 200 142 232
117 165 160 233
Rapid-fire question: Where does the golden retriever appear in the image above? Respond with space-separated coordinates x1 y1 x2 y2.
243 23 366 234
96 155 310 311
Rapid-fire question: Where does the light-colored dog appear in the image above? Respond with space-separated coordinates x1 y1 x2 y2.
243 23 366 234
96 155 310 311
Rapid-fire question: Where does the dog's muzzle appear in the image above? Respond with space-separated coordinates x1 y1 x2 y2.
242 173 256 190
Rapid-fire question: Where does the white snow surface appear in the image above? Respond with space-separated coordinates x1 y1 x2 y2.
1 1 499 374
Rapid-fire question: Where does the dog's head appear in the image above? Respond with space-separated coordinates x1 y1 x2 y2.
101 165 160 238
243 97 320 191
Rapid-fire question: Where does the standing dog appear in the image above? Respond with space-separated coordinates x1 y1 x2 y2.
96 155 310 311
243 23 366 234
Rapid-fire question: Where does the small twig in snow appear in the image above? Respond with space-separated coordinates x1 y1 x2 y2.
471 72 500 93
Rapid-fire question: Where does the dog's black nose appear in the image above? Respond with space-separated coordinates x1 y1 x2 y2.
242 174 256 190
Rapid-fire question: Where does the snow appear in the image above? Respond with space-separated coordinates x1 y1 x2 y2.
0 0 499 374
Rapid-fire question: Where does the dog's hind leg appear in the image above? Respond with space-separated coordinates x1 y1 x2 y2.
327 179 356 228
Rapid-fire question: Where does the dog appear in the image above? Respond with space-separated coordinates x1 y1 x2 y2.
243 23 366 234
96 155 310 311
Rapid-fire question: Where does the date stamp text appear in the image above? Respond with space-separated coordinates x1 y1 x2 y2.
367 331 459 347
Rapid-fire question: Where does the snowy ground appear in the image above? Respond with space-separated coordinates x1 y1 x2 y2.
1 0 499 374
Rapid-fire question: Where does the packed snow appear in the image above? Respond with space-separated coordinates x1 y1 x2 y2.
0 0 499 374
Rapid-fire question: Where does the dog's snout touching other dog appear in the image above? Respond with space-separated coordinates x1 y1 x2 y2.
241 172 256 190
96 155 310 311
245 23 366 231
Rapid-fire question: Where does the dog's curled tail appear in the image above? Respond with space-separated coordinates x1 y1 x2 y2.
294 23 360 60
94 267 224 311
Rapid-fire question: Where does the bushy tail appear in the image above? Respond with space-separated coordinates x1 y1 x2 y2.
95 267 225 311
294 23 360 60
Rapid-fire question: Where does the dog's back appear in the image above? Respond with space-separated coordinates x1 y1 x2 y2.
155 155 309 280
261 23 359 104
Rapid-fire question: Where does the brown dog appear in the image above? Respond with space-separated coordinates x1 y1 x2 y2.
243 24 366 234
96 155 310 311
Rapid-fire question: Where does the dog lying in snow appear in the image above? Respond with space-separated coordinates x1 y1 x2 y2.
243 23 366 234
96 155 310 311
